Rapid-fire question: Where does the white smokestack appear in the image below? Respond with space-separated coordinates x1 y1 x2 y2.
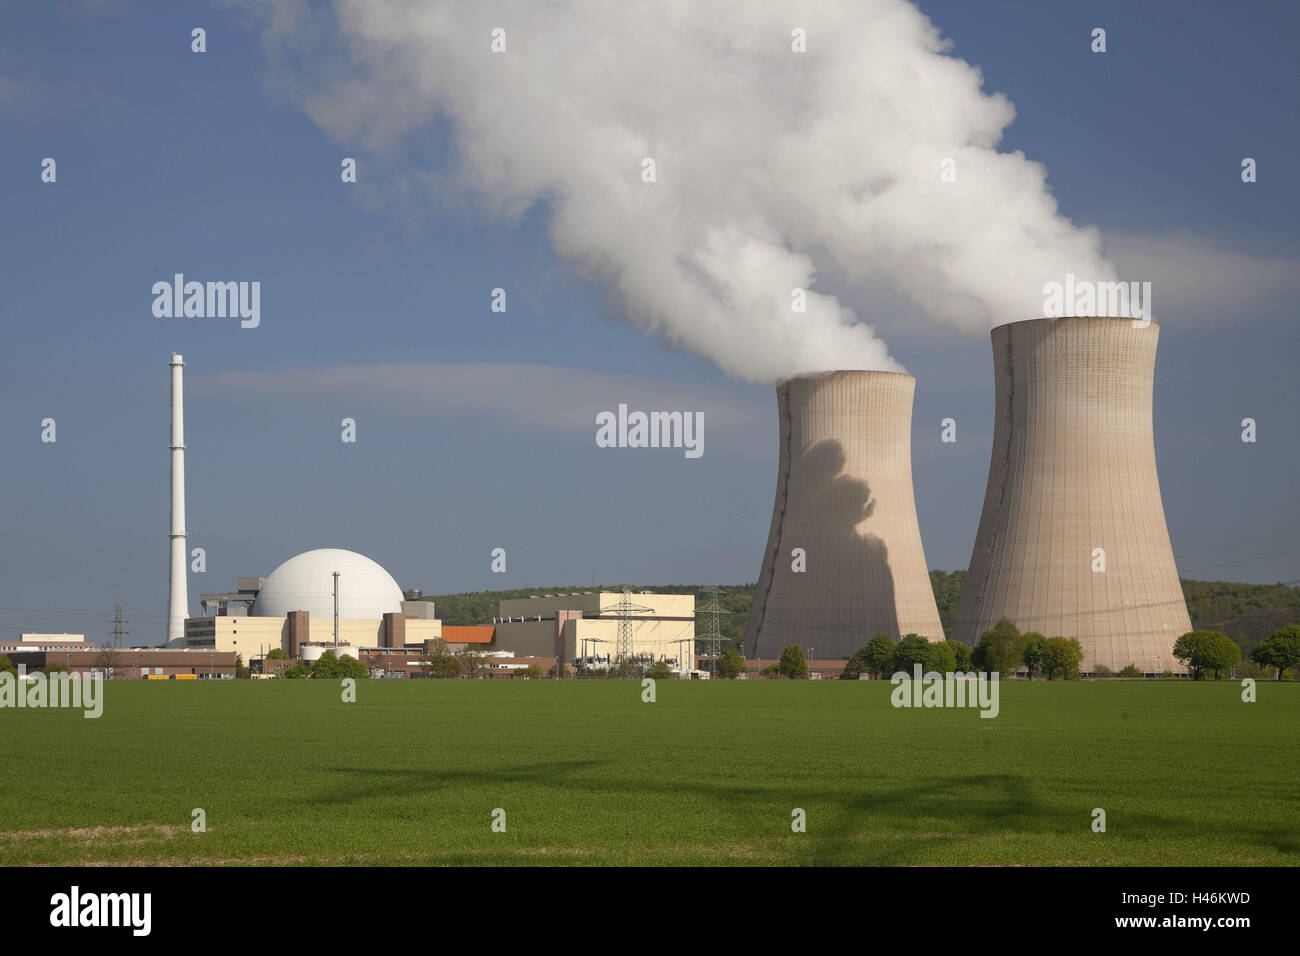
167 353 189 644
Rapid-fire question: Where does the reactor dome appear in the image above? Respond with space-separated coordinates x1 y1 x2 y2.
252 549 404 620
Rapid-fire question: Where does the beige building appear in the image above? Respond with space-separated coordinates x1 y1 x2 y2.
954 317 1193 674
183 615 442 657
18 633 87 643
494 591 695 668
745 371 945 660
183 548 441 658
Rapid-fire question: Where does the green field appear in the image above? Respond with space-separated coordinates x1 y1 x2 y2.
1 680 1296 866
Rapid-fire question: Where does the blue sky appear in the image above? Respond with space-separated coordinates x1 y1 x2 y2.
2 1 1297 644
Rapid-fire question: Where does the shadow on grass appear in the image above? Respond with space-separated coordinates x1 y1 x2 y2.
312 763 1299 865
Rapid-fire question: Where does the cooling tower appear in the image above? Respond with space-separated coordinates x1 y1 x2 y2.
953 317 1192 673
745 370 944 661
167 353 189 644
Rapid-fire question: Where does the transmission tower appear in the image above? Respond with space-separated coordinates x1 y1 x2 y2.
111 602 129 649
607 586 652 670
696 586 728 676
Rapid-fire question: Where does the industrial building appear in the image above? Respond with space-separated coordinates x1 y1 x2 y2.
180 550 692 672
493 591 695 668
953 317 1193 673
152 354 694 674
0 639 236 679
181 548 443 658
744 370 945 660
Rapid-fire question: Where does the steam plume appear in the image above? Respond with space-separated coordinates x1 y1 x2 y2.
252 0 1117 383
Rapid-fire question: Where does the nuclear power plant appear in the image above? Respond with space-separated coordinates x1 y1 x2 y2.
744 370 945 661
146 354 695 675
953 317 1193 673
23 341 1203 680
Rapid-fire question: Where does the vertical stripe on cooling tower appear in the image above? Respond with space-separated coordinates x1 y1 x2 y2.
973 326 1016 627
746 381 793 657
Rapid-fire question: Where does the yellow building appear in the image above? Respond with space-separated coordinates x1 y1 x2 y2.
493 591 694 669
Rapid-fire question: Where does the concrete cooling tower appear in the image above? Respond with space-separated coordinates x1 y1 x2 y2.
953 317 1192 674
744 370 945 661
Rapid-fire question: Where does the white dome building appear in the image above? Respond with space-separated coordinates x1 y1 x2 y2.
184 548 443 663
252 548 404 619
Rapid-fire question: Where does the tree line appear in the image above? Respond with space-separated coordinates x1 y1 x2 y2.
429 574 1299 662
713 620 1300 681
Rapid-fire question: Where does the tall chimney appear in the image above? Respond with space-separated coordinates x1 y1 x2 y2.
743 370 944 660
953 317 1192 673
167 353 189 644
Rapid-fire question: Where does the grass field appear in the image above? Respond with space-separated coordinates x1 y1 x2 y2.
1 680 1296 866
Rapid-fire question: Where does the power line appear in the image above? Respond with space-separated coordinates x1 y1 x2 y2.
1179 547 1300 575
0 606 168 621
1175 528 1300 560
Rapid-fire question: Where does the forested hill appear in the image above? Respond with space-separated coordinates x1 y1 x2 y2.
1181 580 1300 654
429 575 1300 653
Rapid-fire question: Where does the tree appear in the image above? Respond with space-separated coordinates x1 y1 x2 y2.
1237 659 1267 679
42 662 71 675
760 663 780 678
94 647 120 677
1118 664 1142 679
843 635 894 679
648 660 674 680
310 651 337 679
459 644 487 678
266 647 289 660
310 650 349 679
337 655 367 680
1041 637 1085 679
1171 632 1199 677
892 634 931 674
0 656 15 676
924 639 958 674
863 634 897 677
1197 632 1240 680
777 645 808 679
975 619 1023 676
1094 664 1113 678
519 665 542 678
419 638 460 679
945 639 973 672
234 653 250 679
1252 623 1300 680
1174 630 1240 680
841 650 864 679
281 661 309 679
1021 633 1047 680
716 647 746 679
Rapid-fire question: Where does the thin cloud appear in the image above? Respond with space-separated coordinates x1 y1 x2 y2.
1105 232 1299 321
192 361 769 437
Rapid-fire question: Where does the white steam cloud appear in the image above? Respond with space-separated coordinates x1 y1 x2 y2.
250 0 1116 384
